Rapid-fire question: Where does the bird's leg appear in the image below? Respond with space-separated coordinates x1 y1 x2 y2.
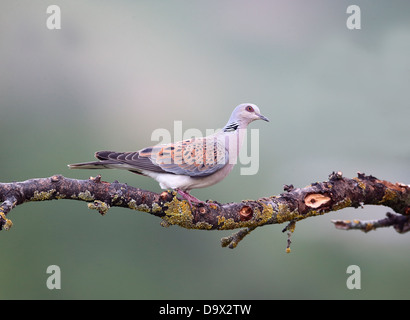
175 189 205 207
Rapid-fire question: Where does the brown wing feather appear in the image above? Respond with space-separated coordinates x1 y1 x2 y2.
94 135 228 177
95 150 169 174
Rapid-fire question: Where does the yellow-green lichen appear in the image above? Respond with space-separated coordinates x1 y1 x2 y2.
112 194 123 205
128 199 151 213
151 202 162 213
217 215 226 227
55 192 66 199
257 202 275 225
160 219 171 227
0 212 13 230
162 196 194 229
217 216 246 230
353 177 366 190
77 190 94 202
333 198 352 211
276 203 303 224
31 189 56 201
379 188 397 204
194 221 213 230
364 222 375 232
3 218 13 230
87 200 110 215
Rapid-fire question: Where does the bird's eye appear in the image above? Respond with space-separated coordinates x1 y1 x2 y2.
245 105 254 112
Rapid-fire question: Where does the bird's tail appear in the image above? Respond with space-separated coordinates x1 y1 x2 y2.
68 160 144 176
68 160 120 170
68 150 147 174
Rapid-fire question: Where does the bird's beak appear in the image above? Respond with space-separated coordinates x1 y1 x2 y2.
257 113 270 122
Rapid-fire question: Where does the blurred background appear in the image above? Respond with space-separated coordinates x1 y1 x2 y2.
0 0 409 299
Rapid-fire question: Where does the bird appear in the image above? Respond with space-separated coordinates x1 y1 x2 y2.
68 103 269 206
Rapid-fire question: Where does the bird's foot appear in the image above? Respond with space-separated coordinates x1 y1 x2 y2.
175 189 206 209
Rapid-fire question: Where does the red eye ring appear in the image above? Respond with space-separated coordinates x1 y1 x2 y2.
245 105 254 112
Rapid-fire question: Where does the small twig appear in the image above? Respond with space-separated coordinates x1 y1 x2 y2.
332 212 410 233
282 220 296 253
221 226 257 249
0 198 16 230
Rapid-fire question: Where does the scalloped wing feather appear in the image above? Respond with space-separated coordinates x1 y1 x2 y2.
95 136 228 177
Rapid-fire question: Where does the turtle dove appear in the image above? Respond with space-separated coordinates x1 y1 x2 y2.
68 103 269 205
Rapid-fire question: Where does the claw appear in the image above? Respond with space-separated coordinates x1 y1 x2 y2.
175 189 205 209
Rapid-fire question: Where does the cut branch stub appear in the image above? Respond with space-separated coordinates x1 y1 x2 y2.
239 206 253 221
304 193 332 209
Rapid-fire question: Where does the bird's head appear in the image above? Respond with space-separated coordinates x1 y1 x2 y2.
230 103 270 126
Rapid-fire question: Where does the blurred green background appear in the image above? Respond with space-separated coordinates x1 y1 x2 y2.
1 0 409 299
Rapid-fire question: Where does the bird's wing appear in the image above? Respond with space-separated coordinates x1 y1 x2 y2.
95 150 167 174
96 136 229 177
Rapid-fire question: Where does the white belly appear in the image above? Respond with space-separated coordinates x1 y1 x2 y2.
142 163 235 191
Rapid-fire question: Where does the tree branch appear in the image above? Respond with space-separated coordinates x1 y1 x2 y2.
0 172 409 250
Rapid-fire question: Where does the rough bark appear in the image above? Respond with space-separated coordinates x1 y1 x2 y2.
0 172 409 250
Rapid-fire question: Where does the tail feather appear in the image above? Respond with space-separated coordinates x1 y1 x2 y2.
68 151 120 170
68 160 143 175
68 160 119 170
